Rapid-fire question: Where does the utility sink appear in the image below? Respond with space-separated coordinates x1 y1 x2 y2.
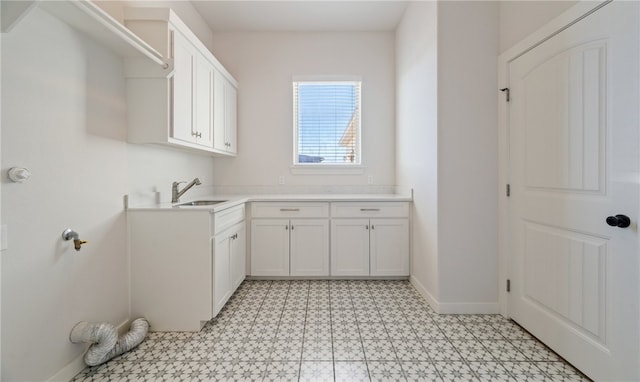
174 200 228 207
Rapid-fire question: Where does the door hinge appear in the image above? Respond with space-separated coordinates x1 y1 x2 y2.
506 184 511 197
506 279 511 292
500 87 510 102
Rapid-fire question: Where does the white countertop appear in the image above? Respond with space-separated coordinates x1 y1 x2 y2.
127 192 413 213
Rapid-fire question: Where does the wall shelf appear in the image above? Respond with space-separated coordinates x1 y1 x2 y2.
38 0 166 68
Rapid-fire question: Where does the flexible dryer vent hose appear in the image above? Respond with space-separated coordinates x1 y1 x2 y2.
69 318 149 366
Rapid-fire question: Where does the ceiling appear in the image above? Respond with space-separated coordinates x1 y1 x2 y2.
190 1 410 32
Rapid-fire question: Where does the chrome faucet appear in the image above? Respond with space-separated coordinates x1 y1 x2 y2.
171 178 201 203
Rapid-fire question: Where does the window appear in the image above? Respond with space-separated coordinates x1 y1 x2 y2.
293 80 361 166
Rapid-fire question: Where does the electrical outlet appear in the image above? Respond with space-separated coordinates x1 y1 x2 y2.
278 176 285 185
367 175 374 185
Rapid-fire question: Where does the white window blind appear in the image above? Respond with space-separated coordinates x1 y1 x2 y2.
293 81 361 165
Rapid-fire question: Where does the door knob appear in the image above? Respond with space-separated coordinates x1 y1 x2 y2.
606 214 631 228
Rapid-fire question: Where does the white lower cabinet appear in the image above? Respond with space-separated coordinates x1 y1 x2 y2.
250 219 290 276
213 221 245 316
250 202 330 277
369 219 409 276
330 218 409 276
251 219 329 276
331 202 410 277
331 219 371 276
249 201 410 278
290 220 330 276
129 204 245 331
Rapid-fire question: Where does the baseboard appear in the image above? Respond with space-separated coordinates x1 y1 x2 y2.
409 275 439 310
409 275 499 314
47 318 131 382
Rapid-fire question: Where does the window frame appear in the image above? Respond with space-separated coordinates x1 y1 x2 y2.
291 78 363 173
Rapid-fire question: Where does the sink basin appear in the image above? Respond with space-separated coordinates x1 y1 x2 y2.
175 200 228 207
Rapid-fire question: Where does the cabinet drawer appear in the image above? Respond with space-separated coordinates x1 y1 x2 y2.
331 202 409 218
251 202 329 218
213 204 245 234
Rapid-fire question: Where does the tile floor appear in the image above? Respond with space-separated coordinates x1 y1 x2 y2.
72 280 590 381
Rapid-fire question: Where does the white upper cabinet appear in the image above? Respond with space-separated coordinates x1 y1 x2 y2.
214 71 238 155
124 8 237 156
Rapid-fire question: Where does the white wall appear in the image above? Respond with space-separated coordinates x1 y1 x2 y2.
94 0 215 51
397 0 580 313
499 0 577 53
1 6 213 381
397 1 499 312
395 2 440 302
209 32 396 187
436 1 499 310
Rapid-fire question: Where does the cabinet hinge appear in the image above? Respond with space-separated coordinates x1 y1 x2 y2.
506 184 511 197
506 279 511 293
500 87 510 102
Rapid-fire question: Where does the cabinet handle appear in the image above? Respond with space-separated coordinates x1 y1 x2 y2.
371 225 375 230
191 131 202 138
280 208 300 212
360 208 380 212
285 225 288 230
366 225 369 230
291 225 294 230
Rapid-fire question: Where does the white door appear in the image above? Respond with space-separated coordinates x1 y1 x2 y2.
250 219 290 276
331 219 370 276
508 2 639 380
370 219 409 276
290 219 329 276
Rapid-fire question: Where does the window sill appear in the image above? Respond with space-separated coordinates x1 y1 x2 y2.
290 165 365 175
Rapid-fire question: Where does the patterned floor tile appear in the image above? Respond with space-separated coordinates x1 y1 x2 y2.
423 339 462 361
435 361 479 382
270 339 303 361
401 361 442 382
467 361 514 382
450 339 495 362
334 361 369 381
71 280 589 382
302 339 333 361
333 339 365 361
392 339 430 362
362 339 397 361
501 361 551 381
263 361 300 382
299 361 334 381
368 360 406 381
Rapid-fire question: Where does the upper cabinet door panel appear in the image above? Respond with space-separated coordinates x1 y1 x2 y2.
170 29 195 144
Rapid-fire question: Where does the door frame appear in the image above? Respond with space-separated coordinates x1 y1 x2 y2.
497 0 611 317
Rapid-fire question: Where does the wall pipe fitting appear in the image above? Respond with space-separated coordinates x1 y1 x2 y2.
69 318 149 366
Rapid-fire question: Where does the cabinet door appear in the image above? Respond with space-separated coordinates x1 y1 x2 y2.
224 83 237 154
251 219 290 276
331 219 370 276
230 222 246 290
213 233 231 316
290 219 329 276
213 70 227 152
194 54 214 148
170 29 195 144
370 219 409 276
